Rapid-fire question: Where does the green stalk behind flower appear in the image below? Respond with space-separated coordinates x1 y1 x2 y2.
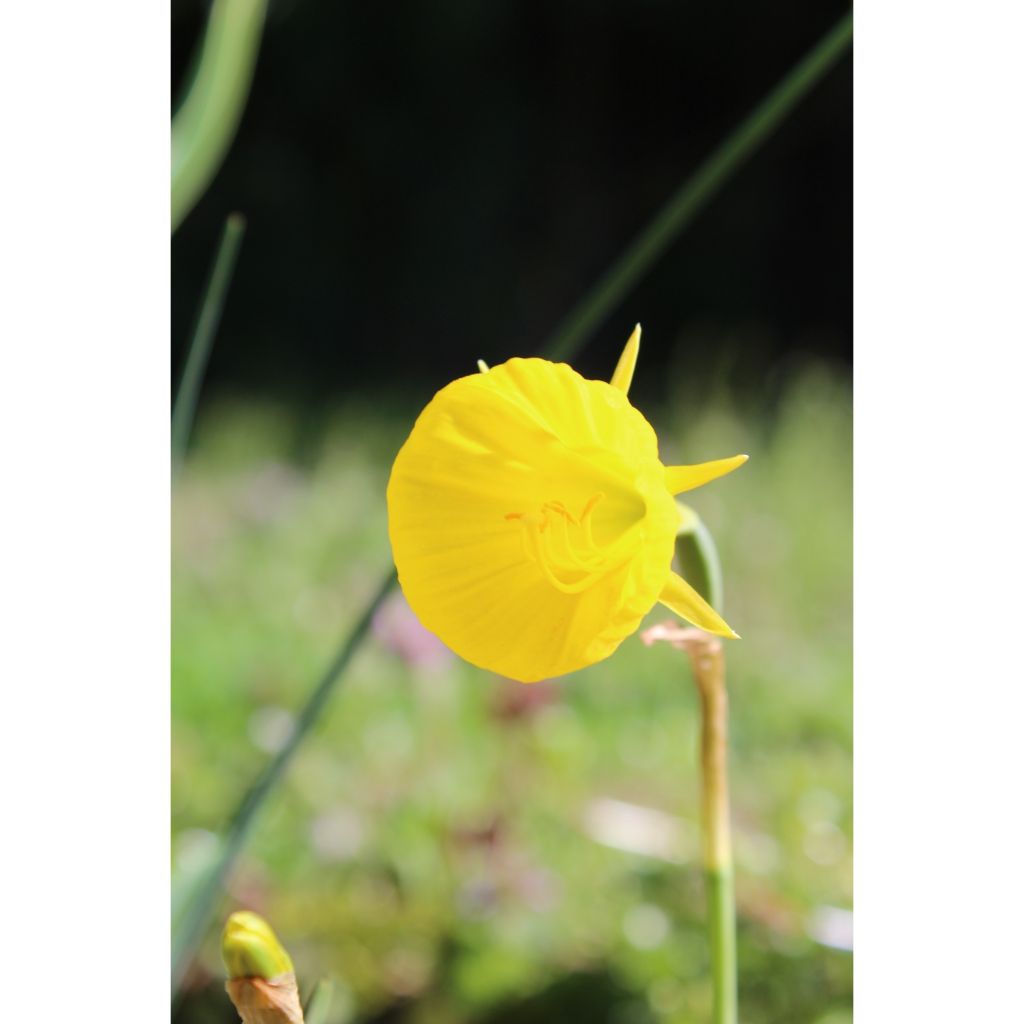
675 503 724 615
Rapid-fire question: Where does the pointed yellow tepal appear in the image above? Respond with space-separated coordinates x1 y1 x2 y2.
659 571 739 639
222 911 294 980
610 323 641 393
387 326 747 682
666 454 748 495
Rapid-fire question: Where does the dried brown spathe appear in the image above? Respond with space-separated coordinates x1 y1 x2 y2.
225 971 304 1024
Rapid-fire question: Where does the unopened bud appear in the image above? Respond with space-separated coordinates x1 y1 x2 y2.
222 911 294 980
223 912 304 1024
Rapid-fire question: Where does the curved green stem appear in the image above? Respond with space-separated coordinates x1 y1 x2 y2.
172 0 267 232
542 11 852 360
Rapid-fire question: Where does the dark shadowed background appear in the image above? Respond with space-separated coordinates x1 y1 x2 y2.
172 0 850 411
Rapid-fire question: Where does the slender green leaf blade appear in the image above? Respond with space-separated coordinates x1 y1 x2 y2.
171 212 246 468
542 11 853 360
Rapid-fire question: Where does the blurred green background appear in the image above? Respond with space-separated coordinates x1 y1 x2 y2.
172 367 850 1023
173 2 850 1021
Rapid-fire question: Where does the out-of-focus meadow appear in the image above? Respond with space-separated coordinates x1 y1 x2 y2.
172 362 851 1024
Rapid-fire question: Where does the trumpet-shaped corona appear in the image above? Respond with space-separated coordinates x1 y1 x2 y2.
387 326 746 682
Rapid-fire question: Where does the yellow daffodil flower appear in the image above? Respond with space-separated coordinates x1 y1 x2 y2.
387 326 746 683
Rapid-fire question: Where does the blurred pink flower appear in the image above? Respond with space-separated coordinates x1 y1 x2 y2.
372 592 452 670
490 677 559 722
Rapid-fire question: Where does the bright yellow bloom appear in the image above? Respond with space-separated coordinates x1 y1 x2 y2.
387 326 746 683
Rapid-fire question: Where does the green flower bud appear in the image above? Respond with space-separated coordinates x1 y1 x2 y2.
222 911 295 980
674 501 724 613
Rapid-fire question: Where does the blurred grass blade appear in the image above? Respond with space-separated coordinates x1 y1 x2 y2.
172 213 246 468
172 0 267 232
172 832 223 942
304 979 335 1024
542 10 853 360
171 570 397 999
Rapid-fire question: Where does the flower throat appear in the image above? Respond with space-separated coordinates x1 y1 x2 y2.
505 493 637 594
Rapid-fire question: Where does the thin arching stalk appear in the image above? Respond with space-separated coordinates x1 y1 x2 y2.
172 213 246 469
542 11 852 361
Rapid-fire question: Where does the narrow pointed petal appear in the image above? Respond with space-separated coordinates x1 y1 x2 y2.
658 571 739 639
609 324 641 393
665 454 748 495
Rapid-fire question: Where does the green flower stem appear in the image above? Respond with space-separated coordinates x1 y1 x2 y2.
172 213 246 469
172 0 267 232
692 640 736 1024
171 570 397 998
542 10 852 361
644 625 737 1022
